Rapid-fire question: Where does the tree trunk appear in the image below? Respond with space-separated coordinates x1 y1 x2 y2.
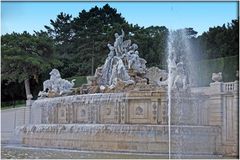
11 94 15 108
24 79 31 100
91 56 94 76
91 40 95 76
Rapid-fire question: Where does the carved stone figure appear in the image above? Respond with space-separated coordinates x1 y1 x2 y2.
58 79 76 95
172 61 187 89
50 69 61 81
107 43 115 57
128 51 146 73
38 91 48 98
99 44 115 85
168 54 178 88
43 80 52 92
121 39 132 54
86 76 95 85
109 57 133 87
145 67 168 86
38 69 75 98
114 29 125 57
95 66 103 85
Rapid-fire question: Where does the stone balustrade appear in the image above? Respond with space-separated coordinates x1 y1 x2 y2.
223 81 239 92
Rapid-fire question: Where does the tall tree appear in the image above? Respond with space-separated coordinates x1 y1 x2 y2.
44 4 129 77
196 19 239 59
1 31 62 99
130 26 168 68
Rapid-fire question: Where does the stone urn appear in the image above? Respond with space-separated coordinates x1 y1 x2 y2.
212 72 222 82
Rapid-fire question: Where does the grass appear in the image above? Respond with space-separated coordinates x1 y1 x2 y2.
66 75 87 88
1 100 26 110
1 76 87 109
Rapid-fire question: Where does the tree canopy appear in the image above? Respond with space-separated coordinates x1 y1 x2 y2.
192 19 239 59
1 4 239 103
1 31 62 101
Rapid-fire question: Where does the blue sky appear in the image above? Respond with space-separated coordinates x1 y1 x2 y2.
1 2 238 36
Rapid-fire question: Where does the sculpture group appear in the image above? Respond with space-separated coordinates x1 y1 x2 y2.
93 29 171 93
38 29 193 98
97 29 147 87
38 69 75 98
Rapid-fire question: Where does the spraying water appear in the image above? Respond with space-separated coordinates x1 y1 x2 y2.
167 29 194 159
167 31 174 159
30 93 127 124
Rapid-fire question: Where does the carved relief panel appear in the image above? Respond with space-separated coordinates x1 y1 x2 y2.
74 103 89 123
160 101 168 124
57 104 67 123
41 106 49 124
120 101 127 124
151 100 159 124
100 102 120 123
129 99 151 123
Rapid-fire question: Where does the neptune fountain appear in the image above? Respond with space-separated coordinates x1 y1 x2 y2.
17 29 238 158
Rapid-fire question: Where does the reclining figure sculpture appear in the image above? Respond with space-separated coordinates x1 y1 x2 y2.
38 69 75 98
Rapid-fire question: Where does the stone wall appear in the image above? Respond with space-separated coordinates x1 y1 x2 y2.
192 81 239 156
1 107 30 143
20 124 221 155
31 90 207 126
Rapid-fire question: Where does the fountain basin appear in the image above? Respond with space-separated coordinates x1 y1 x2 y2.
18 90 230 157
19 124 221 155
30 91 207 125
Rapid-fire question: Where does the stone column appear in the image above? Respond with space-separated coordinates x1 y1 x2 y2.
150 98 159 124
207 82 224 155
211 80 239 157
208 82 223 126
232 81 239 156
230 87 239 156
159 94 168 125
120 101 127 124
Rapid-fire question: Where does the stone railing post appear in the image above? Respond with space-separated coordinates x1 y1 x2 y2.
26 94 34 124
209 80 239 156
234 80 239 92
209 82 223 93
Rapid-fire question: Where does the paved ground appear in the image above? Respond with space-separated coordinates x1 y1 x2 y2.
1 145 166 159
1 106 29 143
1 145 229 159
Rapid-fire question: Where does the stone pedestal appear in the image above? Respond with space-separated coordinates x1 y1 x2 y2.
209 82 223 93
208 81 239 157
26 99 34 107
26 95 34 124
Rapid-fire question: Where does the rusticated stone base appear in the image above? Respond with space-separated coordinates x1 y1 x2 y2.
19 124 221 155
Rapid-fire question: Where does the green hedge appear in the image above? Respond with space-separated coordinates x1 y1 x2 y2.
192 55 239 86
65 56 238 88
66 76 87 88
